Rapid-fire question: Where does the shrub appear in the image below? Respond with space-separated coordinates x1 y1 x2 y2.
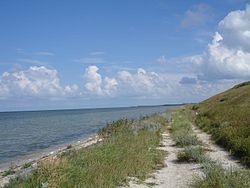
177 146 205 163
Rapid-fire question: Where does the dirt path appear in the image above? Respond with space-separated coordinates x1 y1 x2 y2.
192 125 242 170
125 122 243 188
123 131 203 188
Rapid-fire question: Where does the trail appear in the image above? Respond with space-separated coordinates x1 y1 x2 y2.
123 130 203 188
125 121 243 188
192 125 242 170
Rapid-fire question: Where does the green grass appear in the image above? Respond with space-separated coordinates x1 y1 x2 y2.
170 109 200 147
172 109 250 188
21 162 32 169
171 110 207 163
191 80 250 167
177 146 206 163
5 115 168 188
192 162 250 188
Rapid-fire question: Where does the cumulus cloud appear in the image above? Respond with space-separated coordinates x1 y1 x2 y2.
0 66 78 98
182 3 212 27
218 5 250 51
0 64 239 105
84 65 118 96
116 67 236 102
117 68 179 97
186 4 250 80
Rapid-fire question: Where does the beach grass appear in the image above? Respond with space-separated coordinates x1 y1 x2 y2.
5 115 168 188
171 108 250 188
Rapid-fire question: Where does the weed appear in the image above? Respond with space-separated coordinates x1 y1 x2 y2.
2 168 15 177
21 163 32 169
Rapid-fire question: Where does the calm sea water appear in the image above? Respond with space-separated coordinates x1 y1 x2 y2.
0 105 173 165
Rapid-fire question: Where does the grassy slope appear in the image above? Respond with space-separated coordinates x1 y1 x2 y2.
172 109 250 188
192 81 250 167
5 115 168 188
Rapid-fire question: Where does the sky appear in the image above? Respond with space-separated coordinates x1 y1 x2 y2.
0 0 250 111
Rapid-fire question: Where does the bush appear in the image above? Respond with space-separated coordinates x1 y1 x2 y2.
177 146 205 163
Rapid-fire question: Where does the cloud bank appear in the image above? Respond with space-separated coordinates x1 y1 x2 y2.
0 66 78 99
187 4 250 80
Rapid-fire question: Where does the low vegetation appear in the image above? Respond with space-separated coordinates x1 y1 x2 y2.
171 108 250 188
193 163 250 188
177 146 206 163
2 169 15 177
170 110 200 147
171 110 207 164
5 115 168 188
191 80 250 167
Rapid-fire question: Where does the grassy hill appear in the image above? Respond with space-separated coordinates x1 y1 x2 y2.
192 81 250 167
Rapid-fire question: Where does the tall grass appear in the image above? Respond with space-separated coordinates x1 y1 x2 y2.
5 115 167 188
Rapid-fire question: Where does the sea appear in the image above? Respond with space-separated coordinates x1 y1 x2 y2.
0 105 174 167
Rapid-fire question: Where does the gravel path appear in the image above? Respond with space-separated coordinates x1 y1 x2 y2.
192 126 242 170
125 125 243 188
123 131 203 188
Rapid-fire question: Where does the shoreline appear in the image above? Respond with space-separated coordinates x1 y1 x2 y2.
0 133 102 187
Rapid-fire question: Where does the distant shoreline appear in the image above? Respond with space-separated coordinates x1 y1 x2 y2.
0 103 185 113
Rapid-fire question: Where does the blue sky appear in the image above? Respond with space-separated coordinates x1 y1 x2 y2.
0 0 250 111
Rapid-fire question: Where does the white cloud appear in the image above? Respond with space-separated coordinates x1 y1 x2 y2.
84 66 103 95
218 5 250 51
0 66 78 98
117 68 178 97
64 84 79 95
116 67 237 102
185 4 250 80
182 3 212 27
0 65 240 105
84 65 117 96
104 77 118 95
